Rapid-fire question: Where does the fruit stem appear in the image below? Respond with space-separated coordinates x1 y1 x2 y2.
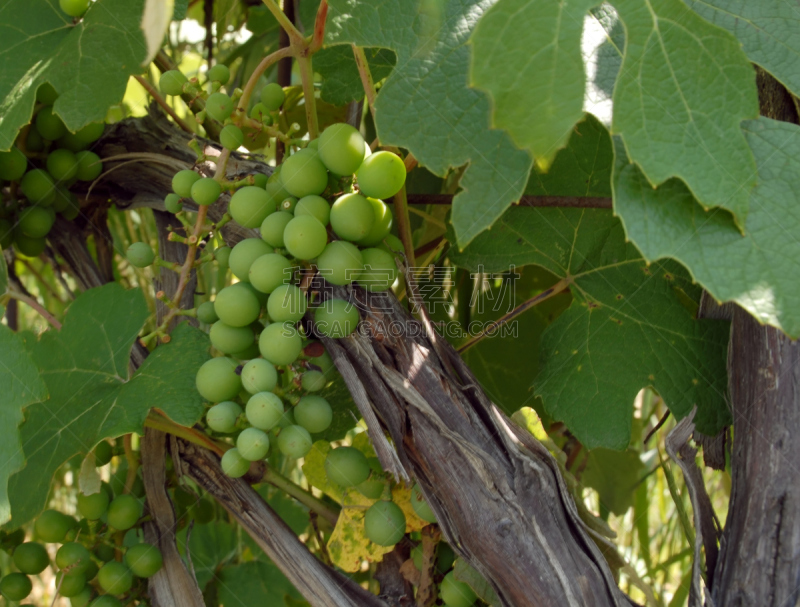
392 184 416 267
262 465 340 525
352 45 378 115
123 434 139 495
134 75 194 134
4 287 62 329
234 46 293 127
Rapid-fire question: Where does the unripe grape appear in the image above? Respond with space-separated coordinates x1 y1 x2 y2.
172 169 200 197
314 298 360 338
206 401 242 433
35 509 75 543
364 501 406 547
90 595 123 607
280 150 328 198
440 571 477 607
229 238 272 281
97 561 133 595
60 0 89 17
265 170 290 204
77 489 110 520
325 447 370 487
195 357 242 402
252 173 268 188
160 70 188 96
73 121 105 145
206 92 234 122
210 321 254 354
378 234 403 255
164 193 183 213
124 543 163 579
221 448 250 478
237 427 270 461
36 106 67 140
26 126 46 151
107 494 143 531
249 102 273 124
410 484 437 523
12 542 49 575
330 193 374 242
260 211 293 248
234 343 263 363
51 185 76 213
260 83 285 111
196 301 219 324
246 391 284 430
295 195 331 225
241 358 278 394
356 150 406 199
356 473 386 500
14 232 47 257
357 248 397 291
0 220 11 250
0 573 32 601
20 169 56 205
36 82 59 105
75 151 102 181
95 440 113 466
229 186 276 228
214 284 261 327
56 542 92 574
267 284 307 322
277 425 312 458
70 585 94 607
126 242 155 268
215 245 232 267
19 205 55 238
283 215 328 260
46 149 79 181
318 123 366 176
300 370 326 392
191 177 222 206
249 253 293 294
0 147 27 181
294 395 332 433
258 322 302 365
317 241 363 286
278 196 298 213
207 63 231 84
357 197 393 246
220 125 244 151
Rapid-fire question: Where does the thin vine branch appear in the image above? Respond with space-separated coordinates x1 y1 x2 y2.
5 288 62 329
134 75 194 134
235 46 294 120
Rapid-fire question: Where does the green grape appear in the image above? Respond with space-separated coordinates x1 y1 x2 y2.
207 63 231 84
283 215 328 260
210 321 254 354
97 561 133 595
436 543 455 573
364 501 406 547
265 170 290 204
77 490 110 520
60 0 89 17
206 401 242 433
0 220 12 249
277 407 296 429
52 186 76 213
356 473 385 500
19 206 55 238
35 509 75 543
26 126 46 152
317 241 363 286
46 149 79 181
89 595 122 607
314 298 360 338
0 573 32 601
36 82 59 105
260 83 285 111
20 169 56 205
159 70 187 96
196 301 219 324
0 147 27 181
294 195 330 225
73 121 105 145
164 192 183 213
357 248 397 291
196 357 242 402
14 232 47 257
12 542 49 575
36 106 67 140
69 585 94 607
258 322 302 365
278 196 298 213
410 484 437 523
206 92 235 122
241 358 278 394
330 193 374 241
124 543 163 578
356 150 406 200
276 425 312 458
126 242 155 268
220 124 244 151
191 177 222 206
75 151 103 181
221 448 250 478
357 198 393 246
190 497 215 524
56 542 92 573
233 341 261 361
239 281 269 307
214 245 232 268
318 123 367 176
249 253 293 294
294 395 332 433
249 103 273 124
440 571 477 607
237 427 270 461
281 150 328 198
260 211 293 248
307 138 319 150
310 348 334 373
229 238 272 281
95 440 113 466
377 234 403 255
325 447 370 487
172 169 200 197
300 370 326 392
246 391 284 430
107 495 142 531
229 186 276 228
267 284 307 322
214 284 261 327
252 173 268 188
95 543 116 563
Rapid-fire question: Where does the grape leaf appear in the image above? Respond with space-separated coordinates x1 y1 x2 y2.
470 0 599 169
0 254 7 294
315 46 396 106
611 0 759 226
0 0 147 151
453 559 499 605
317 372 359 443
448 207 730 450
218 561 303 607
686 0 800 98
613 117 800 339
326 0 532 248
7 285 210 526
581 448 644 515
178 521 237 590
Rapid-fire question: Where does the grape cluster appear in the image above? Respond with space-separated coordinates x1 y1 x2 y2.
0 83 104 257
0 441 163 606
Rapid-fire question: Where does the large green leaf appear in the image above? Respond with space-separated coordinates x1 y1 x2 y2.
218 561 303 606
314 46 396 106
449 208 730 450
613 117 800 338
687 0 800 98
179 522 237 591
7 285 209 526
470 0 599 168
0 0 147 150
611 0 759 226
326 0 532 248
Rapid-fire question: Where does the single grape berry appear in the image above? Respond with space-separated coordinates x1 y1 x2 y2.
196 301 219 324
221 448 250 478
258 322 302 366
69 585 93 607
265 170 290 203
237 427 271 461
356 150 406 200
56 542 92 574
249 253 293 294
125 543 163 578
207 63 231 84
35 509 75 543
357 248 397 291
20 169 56 206
245 391 284 430
318 123 367 176
0 573 32 601
330 193 375 242
440 571 477 607
214 284 261 327
191 177 222 206
357 197 393 246
364 500 406 547
314 298 360 338
127 242 155 268
19 206 55 239
196 357 242 402
241 358 278 394
249 102 274 125
77 489 110 520
260 83 285 111
206 92 235 122
278 196 298 213
172 169 201 197
283 215 328 260
378 234 403 255
267 284 307 323
300 370 326 392
410 484 437 523
46 148 79 181
89 595 123 607
160 70 188 96
294 395 333 433
206 401 242 433
357 472 386 500
294 195 330 225
220 124 244 150
325 447 370 487
210 321 255 354
252 173 268 188
75 151 103 181
12 542 49 575
280 150 328 198
229 186 276 228
164 193 183 214
107 494 143 531
229 238 272 281
97 561 133 595
317 241 363 286
57 570 87 597
60 0 89 17
36 106 67 140
36 82 59 104
215 245 232 268
0 147 27 181
95 439 113 466
260 211 293 248
14 233 47 258
276 425 312 458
